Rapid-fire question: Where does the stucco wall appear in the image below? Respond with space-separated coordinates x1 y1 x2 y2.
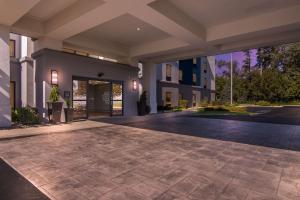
33 49 139 120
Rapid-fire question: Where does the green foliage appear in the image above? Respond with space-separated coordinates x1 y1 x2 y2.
199 100 209 107
216 42 300 104
49 86 59 103
179 99 188 109
198 105 248 114
173 107 183 112
255 101 272 106
65 99 72 108
12 107 39 125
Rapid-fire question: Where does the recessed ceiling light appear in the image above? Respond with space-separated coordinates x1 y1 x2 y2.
137 27 141 31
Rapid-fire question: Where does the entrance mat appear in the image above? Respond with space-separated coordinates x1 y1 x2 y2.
0 158 50 200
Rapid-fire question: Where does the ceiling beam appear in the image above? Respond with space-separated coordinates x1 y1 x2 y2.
207 4 300 43
45 0 127 40
130 37 189 58
0 0 40 26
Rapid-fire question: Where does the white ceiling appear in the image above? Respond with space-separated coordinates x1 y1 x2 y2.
26 0 79 21
73 14 170 47
168 0 300 28
5 0 300 63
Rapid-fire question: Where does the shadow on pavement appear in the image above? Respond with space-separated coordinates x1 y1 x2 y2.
0 158 50 200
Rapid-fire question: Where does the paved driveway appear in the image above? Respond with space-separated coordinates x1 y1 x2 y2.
0 121 300 200
96 113 300 151
195 106 300 126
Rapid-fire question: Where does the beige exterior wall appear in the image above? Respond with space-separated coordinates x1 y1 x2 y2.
192 90 201 107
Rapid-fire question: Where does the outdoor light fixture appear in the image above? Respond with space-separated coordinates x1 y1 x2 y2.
133 80 137 91
51 70 58 85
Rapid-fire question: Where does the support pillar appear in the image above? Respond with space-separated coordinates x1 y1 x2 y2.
143 62 157 114
0 25 11 127
20 57 34 107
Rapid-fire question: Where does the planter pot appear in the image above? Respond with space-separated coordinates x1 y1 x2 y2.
64 108 74 123
47 102 63 123
137 102 145 116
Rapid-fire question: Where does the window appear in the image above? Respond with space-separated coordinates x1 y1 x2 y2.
165 92 172 106
193 73 197 85
179 69 183 82
9 40 15 57
63 48 75 54
75 51 89 56
111 83 123 116
166 64 172 81
73 79 88 119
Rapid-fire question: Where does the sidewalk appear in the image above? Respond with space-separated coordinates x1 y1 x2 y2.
0 120 110 140
0 111 191 140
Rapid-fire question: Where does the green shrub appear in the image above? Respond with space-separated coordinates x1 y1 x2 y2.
199 100 209 107
179 100 188 109
255 101 272 106
225 106 247 113
49 86 59 103
203 106 229 112
12 107 39 125
173 107 183 112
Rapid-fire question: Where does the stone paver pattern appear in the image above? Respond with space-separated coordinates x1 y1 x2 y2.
0 123 300 200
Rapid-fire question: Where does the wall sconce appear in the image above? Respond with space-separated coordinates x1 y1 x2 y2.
51 70 58 85
133 80 137 91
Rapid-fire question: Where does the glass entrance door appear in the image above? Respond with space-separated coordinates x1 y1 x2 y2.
111 82 123 116
72 77 123 119
88 80 111 118
73 79 88 119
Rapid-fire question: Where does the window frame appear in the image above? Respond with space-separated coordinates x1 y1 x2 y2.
9 39 16 58
166 64 172 81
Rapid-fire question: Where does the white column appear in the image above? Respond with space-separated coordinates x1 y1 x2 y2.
0 25 11 127
20 57 34 107
143 62 157 114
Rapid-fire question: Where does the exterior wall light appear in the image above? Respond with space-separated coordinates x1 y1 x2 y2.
133 80 137 91
51 70 58 85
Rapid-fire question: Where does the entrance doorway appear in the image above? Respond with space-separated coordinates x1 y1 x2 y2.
72 77 123 119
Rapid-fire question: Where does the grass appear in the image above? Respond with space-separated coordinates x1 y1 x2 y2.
197 105 252 116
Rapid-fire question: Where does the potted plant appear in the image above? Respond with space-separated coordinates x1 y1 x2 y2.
64 99 73 123
47 86 63 123
137 91 151 116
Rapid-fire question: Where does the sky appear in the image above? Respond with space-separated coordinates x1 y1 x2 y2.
215 49 257 76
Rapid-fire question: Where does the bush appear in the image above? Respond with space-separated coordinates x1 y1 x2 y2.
199 100 209 107
49 86 59 103
255 101 272 106
179 100 188 109
12 107 39 125
203 106 229 112
173 107 183 112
